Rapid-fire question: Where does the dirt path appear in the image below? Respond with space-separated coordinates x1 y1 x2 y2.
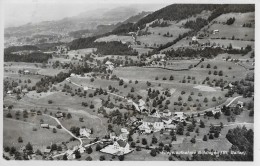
43 114 83 147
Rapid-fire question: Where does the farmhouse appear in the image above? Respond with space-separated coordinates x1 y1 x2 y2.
212 108 222 115
172 112 186 122
161 109 171 117
139 117 164 133
41 124 49 128
161 117 172 124
55 112 63 118
80 128 91 137
83 86 89 91
119 128 129 141
105 61 113 66
24 70 30 74
192 36 198 41
22 89 28 93
237 101 244 108
44 148 51 154
100 139 131 155
213 29 219 34
149 110 161 118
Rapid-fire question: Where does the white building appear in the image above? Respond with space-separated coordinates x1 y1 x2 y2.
80 128 91 137
100 140 131 155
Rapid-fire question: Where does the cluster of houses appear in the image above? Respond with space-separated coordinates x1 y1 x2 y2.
105 61 114 71
137 109 186 134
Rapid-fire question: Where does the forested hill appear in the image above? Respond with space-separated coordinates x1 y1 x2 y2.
112 4 255 34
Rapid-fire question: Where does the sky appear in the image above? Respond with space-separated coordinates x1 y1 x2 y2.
3 0 171 28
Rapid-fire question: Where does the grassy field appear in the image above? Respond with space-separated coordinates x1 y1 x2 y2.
208 12 254 40
37 68 69 76
95 35 133 44
3 118 70 150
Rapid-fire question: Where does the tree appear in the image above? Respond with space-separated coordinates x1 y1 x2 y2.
86 147 93 154
152 136 158 144
18 137 23 143
99 155 105 161
96 144 102 151
6 112 12 118
177 123 184 135
118 155 125 161
209 133 214 139
63 154 68 160
203 135 208 141
190 137 196 143
4 146 10 152
51 143 57 151
48 100 53 104
67 113 72 119
199 120 205 128
204 97 208 103
142 138 147 145
119 79 124 86
53 128 57 133
74 150 81 159
85 156 92 161
169 75 174 80
25 142 33 151
150 149 157 157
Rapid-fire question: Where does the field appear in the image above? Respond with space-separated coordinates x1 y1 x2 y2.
95 35 134 44
3 118 70 150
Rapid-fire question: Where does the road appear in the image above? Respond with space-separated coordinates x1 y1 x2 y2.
186 96 242 116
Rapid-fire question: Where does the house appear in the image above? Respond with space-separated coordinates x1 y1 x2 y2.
44 148 51 154
162 109 171 117
138 99 145 107
113 140 130 154
100 139 131 155
139 117 163 133
83 86 89 91
237 101 244 108
149 110 161 118
172 112 186 122
129 116 137 123
70 73 76 77
80 128 91 137
161 117 172 124
192 36 198 41
213 29 219 34
212 108 221 115
110 132 117 140
41 124 49 129
119 128 129 141
105 61 113 66
22 89 28 93
55 112 63 118
79 146 85 153
24 70 30 74
153 122 164 131
7 90 13 95
164 124 176 130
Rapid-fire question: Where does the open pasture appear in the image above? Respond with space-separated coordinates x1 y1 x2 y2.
95 35 133 44
3 118 70 150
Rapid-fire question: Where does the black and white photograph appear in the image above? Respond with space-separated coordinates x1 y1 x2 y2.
0 0 258 164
